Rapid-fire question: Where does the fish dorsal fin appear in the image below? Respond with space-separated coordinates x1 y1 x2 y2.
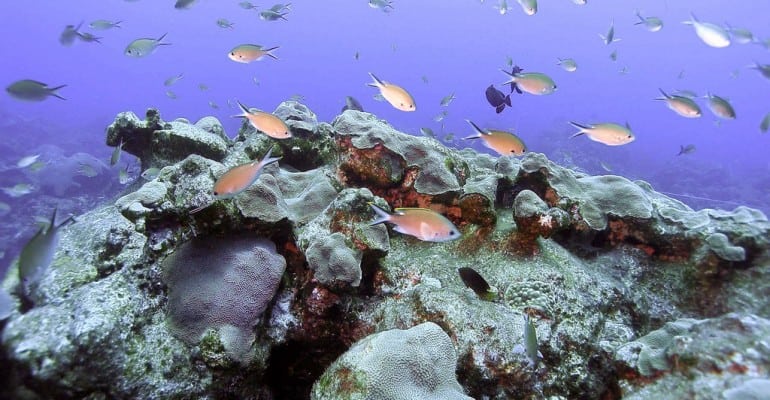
394 207 429 213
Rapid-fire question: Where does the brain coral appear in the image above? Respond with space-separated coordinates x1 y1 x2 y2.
311 322 472 400
161 235 286 364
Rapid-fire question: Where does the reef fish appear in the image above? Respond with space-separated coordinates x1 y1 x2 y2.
657 88 702 118
18 209 75 302
367 72 416 112
516 0 537 15
634 10 663 32
228 44 279 63
369 204 461 242
557 58 577 72
600 19 621 45
89 20 122 30
458 267 496 301
705 93 736 119
501 69 556 95
677 144 696 156
464 120 526 156
235 101 291 139
683 13 730 48
569 121 635 146
341 96 364 113
213 146 281 199
485 84 512 113
6 80 66 101
125 33 170 57
760 112 770 133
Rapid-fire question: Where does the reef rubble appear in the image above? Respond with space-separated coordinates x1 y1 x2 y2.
2 101 769 399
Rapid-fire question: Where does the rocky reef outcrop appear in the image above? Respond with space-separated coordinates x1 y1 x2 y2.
2 101 769 399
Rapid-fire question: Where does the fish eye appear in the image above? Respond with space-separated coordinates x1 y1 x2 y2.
213 191 218 196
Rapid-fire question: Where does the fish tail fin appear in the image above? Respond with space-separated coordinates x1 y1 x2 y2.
49 85 67 100
233 100 251 118
368 203 391 226
569 121 589 138
260 145 282 167
657 88 669 99
264 46 280 60
504 94 512 107
367 72 384 87
677 145 684 156
157 32 171 45
599 33 607 42
465 120 487 137
115 21 123 28
47 208 58 233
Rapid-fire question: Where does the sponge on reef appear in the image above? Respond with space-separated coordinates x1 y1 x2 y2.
161 235 286 364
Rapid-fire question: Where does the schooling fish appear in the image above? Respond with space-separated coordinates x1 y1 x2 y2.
760 112 770 133
634 10 663 32
501 69 556 95
600 19 621 45
235 100 291 139
369 203 461 242
524 314 540 367
485 85 512 113
516 0 537 16
458 267 497 301
125 33 170 57
18 209 75 302
110 139 124 166
657 88 702 118
464 120 526 156
6 80 66 101
677 144 696 156
704 93 736 120
213 146 281 199
367 72 416 112
89 19 122 30
569 121 635 146
228 44 279 63
557 57 577 72
683 13 730 48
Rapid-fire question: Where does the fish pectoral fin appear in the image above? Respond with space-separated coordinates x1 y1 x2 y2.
419 222 435 240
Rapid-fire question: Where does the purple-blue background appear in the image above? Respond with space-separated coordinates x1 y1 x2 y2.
1 0 769 276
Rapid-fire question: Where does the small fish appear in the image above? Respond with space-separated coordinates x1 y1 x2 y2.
125 33 170 57
609 49 618 61
213 146 281 199
421 75 429 84
748 62 770 80
572 0 586 4
369 0 394 12
118 165 131 184
239 1 258 9
198 83 209 91
677 70 686 79
175 0 197 9
724 24 753 44
433 110 448 122
373 93 386 102
164 73 184 87
505 56 514 67
634 10 663 32
464 120 526 156
440 92 456 107
341 96 364 113
599 161 612 172
657 88 702 118
228 44 279 63
216 18 235 29
683 13 730 48
6 80 66 101
600 19 621 45
458 267 497 300
59 22 83 46
516 0 537 15
705 93 736 119
111 140 124 166
677 144 696 156
618 66 629 75
367 72 416 112
269 3 291 12
165 90 177 100
18 209 75 302
354 51 360 60
419 127 436 138
501 69 556 95
444 133 455 142
76 32 102 44
2 183 34 198
485 84 512 113
28 160 46 172
89 20 122 30
259 9 289 21
760 112 770 133
234 100 291 139
78 163 98 177
253 77 261 86
369 203 461 242
569 121 635 146
17 155 40 169
524 314 540 367
208 100 219 109
557 58 577 72
141 167 161 180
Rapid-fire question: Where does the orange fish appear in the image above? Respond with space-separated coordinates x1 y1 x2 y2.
227 44 279 63
213 146 281 199
367 72 416 112
464 120 526 156
369 203 460 242
235 100 291 139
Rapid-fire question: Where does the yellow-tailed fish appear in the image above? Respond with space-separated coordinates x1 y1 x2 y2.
516 0 537 16
367 72 416 112
235 100 291 139
634 10 663 32
213 146 281 199
705 93 736 119
228 44 279 63
6 80 66 101
569 121 635 146
600 20 621 45
125 33 170 57
557 58 577 72
657 88 701 118
683 13 730 48
369 203 461 242
501 69 556 95
465 120 526 156
18 209 74 301
760 112 770 133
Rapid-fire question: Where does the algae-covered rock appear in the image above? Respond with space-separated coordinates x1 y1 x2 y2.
311 322 472 400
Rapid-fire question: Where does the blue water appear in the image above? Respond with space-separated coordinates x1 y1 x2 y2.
1 0 769 277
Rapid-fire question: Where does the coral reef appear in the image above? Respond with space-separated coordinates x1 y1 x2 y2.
1 101 769 399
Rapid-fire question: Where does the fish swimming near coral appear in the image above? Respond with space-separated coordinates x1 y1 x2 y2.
367 72 416 112
569 121 635 146
485 84 512 113
234 100 291 139
18 209 75 303
464 120 526 156
458 267 497 301
369 203 461 242
213 146 281 200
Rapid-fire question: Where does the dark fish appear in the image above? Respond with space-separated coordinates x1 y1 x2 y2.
485 85 512 114
458 267 496 300
507 65 524 94
341 96 364 113
677 144 696 156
